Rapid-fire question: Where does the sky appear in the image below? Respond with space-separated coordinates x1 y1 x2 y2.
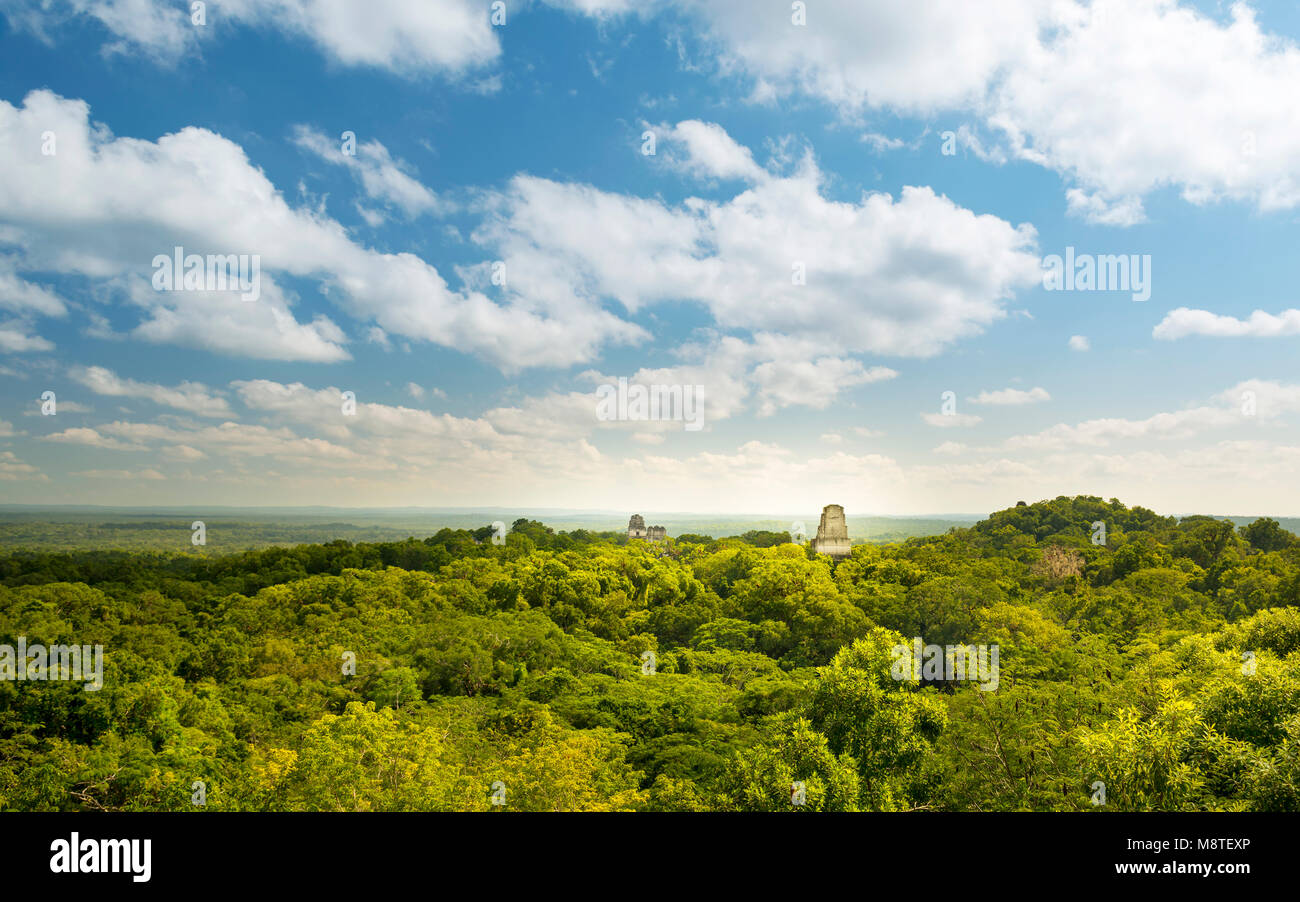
2 0 1300 517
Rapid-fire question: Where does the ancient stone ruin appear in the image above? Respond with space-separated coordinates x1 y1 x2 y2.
627 514 666 542
810 504 852 559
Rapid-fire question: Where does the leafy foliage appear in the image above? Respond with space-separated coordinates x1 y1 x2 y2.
2 496 1299 811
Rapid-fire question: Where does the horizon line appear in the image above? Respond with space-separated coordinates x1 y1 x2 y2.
1 504 1297 520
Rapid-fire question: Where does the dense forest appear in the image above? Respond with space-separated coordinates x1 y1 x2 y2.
2 495 1299 812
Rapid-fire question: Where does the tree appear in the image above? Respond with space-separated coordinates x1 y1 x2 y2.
720 718 859 811
1242 518 1295 553
283 702 470 811
1077 691 1209 811
808 628 947 810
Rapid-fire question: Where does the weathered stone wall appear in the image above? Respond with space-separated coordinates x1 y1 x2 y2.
629 514 667 541
811 504 852 558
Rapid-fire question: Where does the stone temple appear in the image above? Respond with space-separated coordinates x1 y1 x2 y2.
810 504 852 559
627 514 666 542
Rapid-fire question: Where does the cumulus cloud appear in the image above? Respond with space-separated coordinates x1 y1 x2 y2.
2 0 502 75
968 386 1050 405
0 98 1044 374
0 321 52 352
751 353 896 417
553 0 1300 222
0 257 67 316
122 276 350 363
0 450 40 480
475 124 1042 360
653 119 765 181
293 126 443 220
19 1 1300 222
1005 408 1236 451
562 0 1049 113
0 90 638 370
1003 379 1300 452
1154 307 1300 340
991 0 1300 221
70 365 232 417
42 426 146 451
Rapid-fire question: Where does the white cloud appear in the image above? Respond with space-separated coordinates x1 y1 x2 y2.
990 0 1300 220
581 332 898 424
1214 379 1300 418
0 101 1043 373
1004 409 1234 451
43 426 146 451
1063 188 1146 227
0 450 40 480
162 444 205 461
0 90 631 370
230 0 501 76
1068 334 1090 351
861 132 909 153
125 276 350 363
293 126 442 220
71 365 232 417
654 119 765 181
0 257 67 316
21 1 1300 223
572 0 1050 113
476 124 1042 360
968 386 1050 405
751 352 896 417
1154 307 1300 340
5 0 502 75
98 418 362 464
0 321 52 352
1001 379 1300 451
559 1 1300 221
21 372 1300 515
232 379 502 445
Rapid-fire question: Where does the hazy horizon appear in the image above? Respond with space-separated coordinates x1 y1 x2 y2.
6 501 1300 520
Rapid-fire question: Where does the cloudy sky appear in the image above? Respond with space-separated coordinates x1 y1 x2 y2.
2 0 1300 516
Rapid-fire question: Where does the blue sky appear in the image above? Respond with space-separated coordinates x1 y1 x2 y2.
2 0 1300 516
